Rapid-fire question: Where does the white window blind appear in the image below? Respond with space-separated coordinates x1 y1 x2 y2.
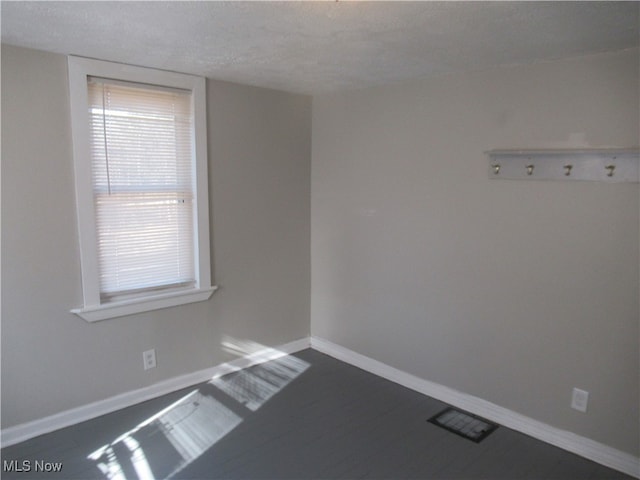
87 77 195 300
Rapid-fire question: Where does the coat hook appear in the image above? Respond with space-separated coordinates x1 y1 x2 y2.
564 164 573 176
492 164 501 175
526 164 534 176
605 165 615 177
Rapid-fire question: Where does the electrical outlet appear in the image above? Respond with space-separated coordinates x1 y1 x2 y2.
143 349 156 370
571 388 589 413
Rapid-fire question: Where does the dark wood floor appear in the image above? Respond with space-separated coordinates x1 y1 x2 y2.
1 349 634 479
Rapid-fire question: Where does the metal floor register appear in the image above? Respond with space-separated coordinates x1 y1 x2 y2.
428 407 499 443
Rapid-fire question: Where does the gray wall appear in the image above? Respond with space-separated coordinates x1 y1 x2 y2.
2 42 638 458
1 44 311 428
311 49 639 455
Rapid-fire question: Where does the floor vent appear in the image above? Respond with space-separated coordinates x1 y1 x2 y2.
428 407 498 443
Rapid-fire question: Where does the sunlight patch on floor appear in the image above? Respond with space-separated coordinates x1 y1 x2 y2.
87 340 309 479
88 389 242 479
214 338 310 411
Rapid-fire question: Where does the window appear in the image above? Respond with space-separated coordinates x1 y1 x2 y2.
68 57 215 322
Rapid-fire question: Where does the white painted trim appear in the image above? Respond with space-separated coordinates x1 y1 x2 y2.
1 337 310 447
310 336 640 479
5 335 637 478
67 56 212 320
71 286 218 322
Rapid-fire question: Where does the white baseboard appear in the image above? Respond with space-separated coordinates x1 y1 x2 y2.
1 337 310 448
3 335 638 478
310 336 640 479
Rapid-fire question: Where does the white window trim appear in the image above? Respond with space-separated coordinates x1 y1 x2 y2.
68 56 215 322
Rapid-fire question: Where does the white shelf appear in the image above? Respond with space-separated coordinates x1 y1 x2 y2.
486 149 639 182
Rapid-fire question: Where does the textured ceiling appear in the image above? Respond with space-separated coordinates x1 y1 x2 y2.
1 1 638 94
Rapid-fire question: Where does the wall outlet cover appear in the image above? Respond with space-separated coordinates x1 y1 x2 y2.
571 388 589 413
143 349 157 370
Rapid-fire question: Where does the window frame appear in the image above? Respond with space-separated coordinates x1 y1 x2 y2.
68 56 215 322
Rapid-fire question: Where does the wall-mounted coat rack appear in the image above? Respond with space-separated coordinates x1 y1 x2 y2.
486 149 639 182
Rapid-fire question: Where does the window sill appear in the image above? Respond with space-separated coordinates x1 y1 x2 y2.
71 286 218 322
